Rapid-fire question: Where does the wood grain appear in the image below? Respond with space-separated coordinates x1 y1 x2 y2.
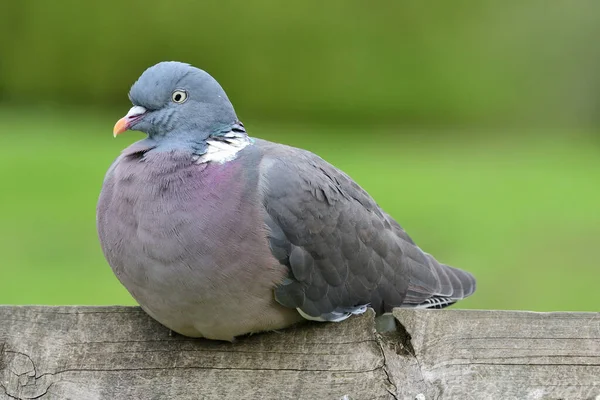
0 306 598 399
392 309 600 400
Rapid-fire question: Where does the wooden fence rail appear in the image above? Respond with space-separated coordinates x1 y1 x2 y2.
0 306 598 399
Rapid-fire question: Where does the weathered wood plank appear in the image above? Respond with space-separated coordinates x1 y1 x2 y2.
392 309 600 400
0 306 598 400
0 306 395 400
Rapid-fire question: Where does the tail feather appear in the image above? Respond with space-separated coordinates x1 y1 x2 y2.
402 252 476 309
411 296 457 309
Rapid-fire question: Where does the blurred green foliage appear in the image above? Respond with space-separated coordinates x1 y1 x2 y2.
1 1 600 126
0 109 598 310
0 2 598 310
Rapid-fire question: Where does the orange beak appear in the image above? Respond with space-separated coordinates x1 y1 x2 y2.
113 106 147 137
113 117 129 137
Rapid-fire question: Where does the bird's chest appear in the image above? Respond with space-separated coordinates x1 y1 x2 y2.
97 151 292 339
98 155 260 294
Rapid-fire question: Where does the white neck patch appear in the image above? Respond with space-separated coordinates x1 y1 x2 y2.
194 131 251 164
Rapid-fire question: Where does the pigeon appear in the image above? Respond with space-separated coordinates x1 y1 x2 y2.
97 61 476 341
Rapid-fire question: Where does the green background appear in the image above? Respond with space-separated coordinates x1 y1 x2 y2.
1 1 598 311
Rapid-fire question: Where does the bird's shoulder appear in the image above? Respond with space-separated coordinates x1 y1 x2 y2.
251 138 380 213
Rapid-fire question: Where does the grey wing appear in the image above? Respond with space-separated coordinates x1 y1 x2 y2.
258 144 476 321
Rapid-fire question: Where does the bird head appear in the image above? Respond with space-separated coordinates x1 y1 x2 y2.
113 62 237 141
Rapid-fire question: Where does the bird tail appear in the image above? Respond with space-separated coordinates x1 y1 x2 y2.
402 252 476 309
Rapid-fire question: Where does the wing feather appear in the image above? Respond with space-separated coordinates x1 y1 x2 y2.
256 140 475 320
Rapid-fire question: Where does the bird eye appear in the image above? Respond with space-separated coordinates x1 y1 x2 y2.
172 90 188 104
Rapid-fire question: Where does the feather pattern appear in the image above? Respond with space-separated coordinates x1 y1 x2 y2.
255 139 476 321
99 61 476 340
194 122 252 164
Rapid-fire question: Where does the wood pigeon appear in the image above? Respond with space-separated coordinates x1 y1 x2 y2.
97 61 476 341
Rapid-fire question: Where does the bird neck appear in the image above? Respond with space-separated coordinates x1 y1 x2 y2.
195 121 253 164
146 121 252 164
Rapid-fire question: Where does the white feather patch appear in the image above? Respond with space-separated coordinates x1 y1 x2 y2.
195 132 251 164
296 305 369 323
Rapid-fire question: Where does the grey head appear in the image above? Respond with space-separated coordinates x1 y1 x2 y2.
113 61 238 144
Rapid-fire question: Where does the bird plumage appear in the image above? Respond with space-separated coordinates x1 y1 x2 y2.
97 61 476 341
256 140 475 320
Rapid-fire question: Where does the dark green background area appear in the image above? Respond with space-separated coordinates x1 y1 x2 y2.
2 1 600 126
0 2 598 311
